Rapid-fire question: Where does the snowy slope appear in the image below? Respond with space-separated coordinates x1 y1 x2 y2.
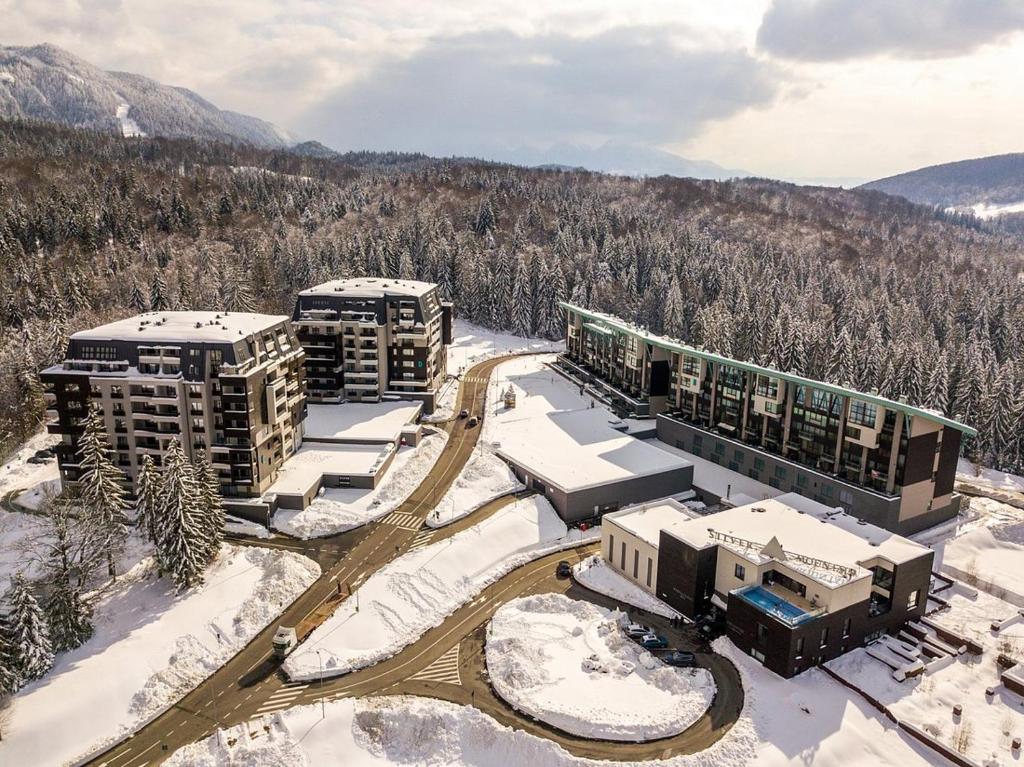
486 594 713 741
0 544 320 767
283 496 597 681
426 447 523 528
573 554 681 619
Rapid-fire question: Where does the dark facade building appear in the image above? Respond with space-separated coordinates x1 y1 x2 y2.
293 278 453 412
604 493 933 678
41 312 306 501
558 302 975 535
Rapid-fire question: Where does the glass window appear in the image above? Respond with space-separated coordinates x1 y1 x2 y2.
756 623 768 643
754 457 765 471
848 400 877 428
842 618 851 638
734 449 745 463
734 563 746 580
796 473 807 488
795 636 805 658
907 590 920 609
820 627 829 648
714 442 725 455
774 466 787 479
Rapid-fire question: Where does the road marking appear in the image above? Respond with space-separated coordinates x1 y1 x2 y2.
380 511 422 530
266 686 307 701
407 530 435 551
408 645 461 685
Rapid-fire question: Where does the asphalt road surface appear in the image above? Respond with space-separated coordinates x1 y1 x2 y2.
86 355 743 766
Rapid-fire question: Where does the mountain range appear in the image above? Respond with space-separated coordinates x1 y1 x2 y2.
0 43 293 147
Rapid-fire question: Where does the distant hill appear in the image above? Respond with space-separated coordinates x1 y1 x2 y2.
862 153 1024 216
0 42 293 147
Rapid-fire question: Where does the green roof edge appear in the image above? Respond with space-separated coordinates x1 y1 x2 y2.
560 301 977 437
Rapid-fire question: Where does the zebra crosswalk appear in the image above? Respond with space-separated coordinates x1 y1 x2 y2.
251 682 309 718
380 511 422 531
461 375 491 384
408 529 436 552
408 645 461 685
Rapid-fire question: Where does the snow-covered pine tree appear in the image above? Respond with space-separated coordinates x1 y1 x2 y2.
78 405 129 579
41 499 93 651
510 258 533 337
135 453 162 545
150 271 168 311
0 612 21 695
155 439 207 589
193 453 225 564
663 277 685 339
45 578 92 654
5 575 54 682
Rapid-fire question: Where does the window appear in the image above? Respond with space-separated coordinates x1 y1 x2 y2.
608 534 615 561
756 623 768 643
646 558 653 587
822 485 834 498
734 563 746 580
796 473 807 488
842 618 851 638
820 627 829 648
848 400 877 428
754 457 765 471
795 636 805 658
620 541 626 569
714 442 725 455
774 466 787 479
734 449 745 463
907 590 920 609
633 549 639 579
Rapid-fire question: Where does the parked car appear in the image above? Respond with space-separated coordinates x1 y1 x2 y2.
625 623 651 639
696 612 727 639
458 409 469 419
33 448 54 459
27 456 47 465
663 651 697 667
639 633 669 649
555 561 572 578
467 416 479 427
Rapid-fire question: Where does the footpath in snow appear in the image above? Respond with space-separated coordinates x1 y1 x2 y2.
272 431 447 539
573 554 680 619
487 594 712 741
284 496 597 681
0 545 320 767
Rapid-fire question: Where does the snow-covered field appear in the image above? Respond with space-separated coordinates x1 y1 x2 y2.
957 458 1024 496
487 594 712 741
829 581 1024 765
573 554 680 619
0 544 320 767
427 320 563 422
284 496 597 681
272 431 447 539
425 447 523 528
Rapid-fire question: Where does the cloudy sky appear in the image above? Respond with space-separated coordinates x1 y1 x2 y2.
3 0 1023 180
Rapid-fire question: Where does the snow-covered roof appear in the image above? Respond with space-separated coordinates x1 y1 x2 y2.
604 499 701 547
494 408 692 493
71 312 290 344
265 443 394 498
303 401 422 444
658 493 930 583
299 278 435 299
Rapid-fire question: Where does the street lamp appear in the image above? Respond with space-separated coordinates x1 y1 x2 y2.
314 649 326 720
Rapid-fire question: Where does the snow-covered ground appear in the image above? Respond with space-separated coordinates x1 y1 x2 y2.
426 320 563 422
272 431 447 539
171 640 939 767
425 447 523 528
283 496 597 681
0 507 48 590
487 594 712 741
829 581 1024 765
0 544 320 767
13 476 61 510
573 554 680 619
115 100 146 137
0 428 61 498
957 458 1024 496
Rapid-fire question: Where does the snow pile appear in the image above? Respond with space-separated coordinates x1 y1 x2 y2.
0 544 320 767
573 555 680 619
284 496 597 680
426 448 523 528
0 429 61 497
486 594 712 741
957 458 1024 495
273 431 447 539
13 477 62 510
224 515 273 539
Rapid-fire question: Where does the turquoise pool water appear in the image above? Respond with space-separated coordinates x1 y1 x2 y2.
738 586 813 625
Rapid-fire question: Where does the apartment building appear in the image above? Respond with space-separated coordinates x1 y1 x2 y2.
41 312 306 501
292 278 453 412
558 302 975 535
603 494 933 678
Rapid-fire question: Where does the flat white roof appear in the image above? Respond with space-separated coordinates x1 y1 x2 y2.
495 408 692 493
644 439 779 503
659 493 929 584
72 312 289 344
300 278 435 299
265 443 393 497
605 499 702 547
303 401 422 444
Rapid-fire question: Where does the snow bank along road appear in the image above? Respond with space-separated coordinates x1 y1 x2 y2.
84 355 511 767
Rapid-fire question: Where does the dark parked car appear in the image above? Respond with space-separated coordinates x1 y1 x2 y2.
555 561 572 578
638 633 669 649
663 651 697 668
27 456 47 465
33 448 54 459
459 409 469 419
467 416 479 427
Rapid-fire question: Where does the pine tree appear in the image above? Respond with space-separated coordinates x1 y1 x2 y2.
45 579 92 654
40 498 93 651
135 454 162 545
78 406 129 579
0 613 21 695
193 453 225 563
156 440 207 589
5 576 54 682
150 271 168 311
510 259 533 337
662 277 685 339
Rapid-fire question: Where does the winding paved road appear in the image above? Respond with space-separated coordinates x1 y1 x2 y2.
84 355 743 767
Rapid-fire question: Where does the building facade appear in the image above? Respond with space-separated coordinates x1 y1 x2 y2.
41 312 306 500
558 302 975 535
292 278 452 412
604 494 933 678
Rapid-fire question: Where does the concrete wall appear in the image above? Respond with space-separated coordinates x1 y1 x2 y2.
602 518 660 593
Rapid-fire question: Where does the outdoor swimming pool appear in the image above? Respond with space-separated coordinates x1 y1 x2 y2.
736 585 815 625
